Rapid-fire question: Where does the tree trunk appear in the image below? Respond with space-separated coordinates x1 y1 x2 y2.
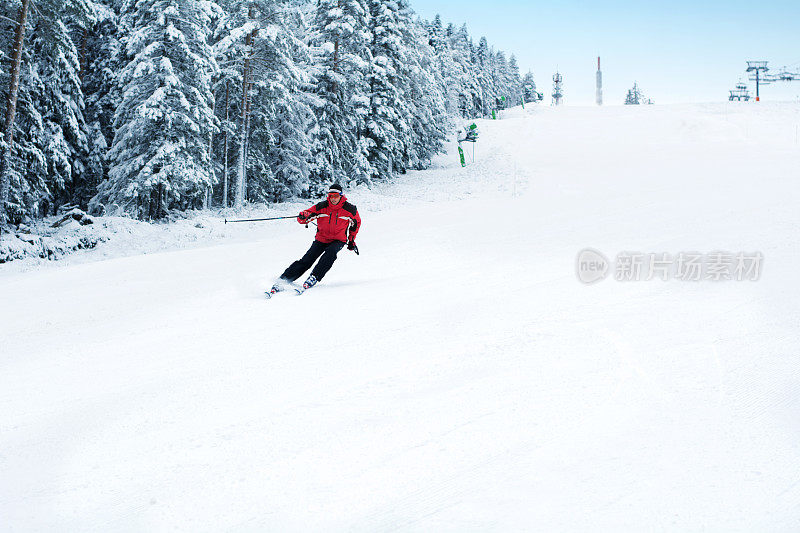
206 87 215 209
158 183 165 219
333 37 339 74
0 0 31 221
235 68 249 207
145 183 168 220
243 78 252 183
234 4 258 208
222 82 229 207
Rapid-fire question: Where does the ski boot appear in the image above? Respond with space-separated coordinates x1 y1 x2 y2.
265 280 288 299
294 275 318 294
302 274 318 290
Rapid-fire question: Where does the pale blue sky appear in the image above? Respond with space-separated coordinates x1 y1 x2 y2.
411 0 800 104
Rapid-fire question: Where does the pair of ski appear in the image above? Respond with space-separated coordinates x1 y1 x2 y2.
265 283 307 299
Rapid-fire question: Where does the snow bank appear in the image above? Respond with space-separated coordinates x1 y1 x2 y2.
1 211 109 264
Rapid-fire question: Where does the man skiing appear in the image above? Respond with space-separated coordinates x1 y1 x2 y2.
267 183 361 297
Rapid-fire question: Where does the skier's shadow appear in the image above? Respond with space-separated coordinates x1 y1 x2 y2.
315 276 400 290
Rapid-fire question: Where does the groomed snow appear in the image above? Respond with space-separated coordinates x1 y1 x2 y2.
2 102 800 531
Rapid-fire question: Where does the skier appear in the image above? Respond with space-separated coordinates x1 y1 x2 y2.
267 183 361 296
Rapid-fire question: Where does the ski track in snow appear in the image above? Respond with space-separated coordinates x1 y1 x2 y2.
2 103 800 531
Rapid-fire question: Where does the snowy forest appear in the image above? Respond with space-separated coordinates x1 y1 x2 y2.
0 0 534 222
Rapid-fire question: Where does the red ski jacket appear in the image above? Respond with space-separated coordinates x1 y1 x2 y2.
298 195 361 244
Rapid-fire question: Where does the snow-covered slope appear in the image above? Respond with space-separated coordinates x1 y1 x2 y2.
2 103 800 531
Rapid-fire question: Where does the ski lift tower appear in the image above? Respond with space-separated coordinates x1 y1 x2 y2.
552 71 563 106
746 61 770 101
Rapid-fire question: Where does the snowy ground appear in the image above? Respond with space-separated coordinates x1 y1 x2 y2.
2 102 800 531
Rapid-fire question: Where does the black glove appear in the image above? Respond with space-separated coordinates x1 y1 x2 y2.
348 240 359 255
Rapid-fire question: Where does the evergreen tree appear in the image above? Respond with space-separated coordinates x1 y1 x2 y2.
401 18 448 171
209 0 243 207
449 23 479 117
240 0 315 201
31 16 91 211
92 0 220 219
507 54 522 105
213 0 312 204
265 2 316 200
427 14 446 54
493 50 508 108
81 3 120 211
474 36 493 115
361 0 410 182
0 0 32 222
427 14 462 117
0 0 95 221
209 0 252 207
625 82 643 105
310 0 371 188
522 70 539 102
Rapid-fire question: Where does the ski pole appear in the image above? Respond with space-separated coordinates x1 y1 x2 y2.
224 215 298 224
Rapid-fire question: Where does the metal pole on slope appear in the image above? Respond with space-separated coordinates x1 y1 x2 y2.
756 68 760 100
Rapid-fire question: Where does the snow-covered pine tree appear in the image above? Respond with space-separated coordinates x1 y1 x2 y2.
522 70 538 103
31 10 93 212
0 0 96 222
310 0 371 189
209 0 243 207
448 23 480 117
92 0 220 219
400 16 448 171
495 51 522 109
81 2 120 211
222 0 257 208
625 82 643 105
0 0 31 223
247 1 314 202
507 54 522 105
361 0 412 182
474 36 494 116
426 15 461 117
214 0 315 204
427 14 445 52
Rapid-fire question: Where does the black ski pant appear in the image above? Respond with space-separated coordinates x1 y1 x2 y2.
280 240 345 283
